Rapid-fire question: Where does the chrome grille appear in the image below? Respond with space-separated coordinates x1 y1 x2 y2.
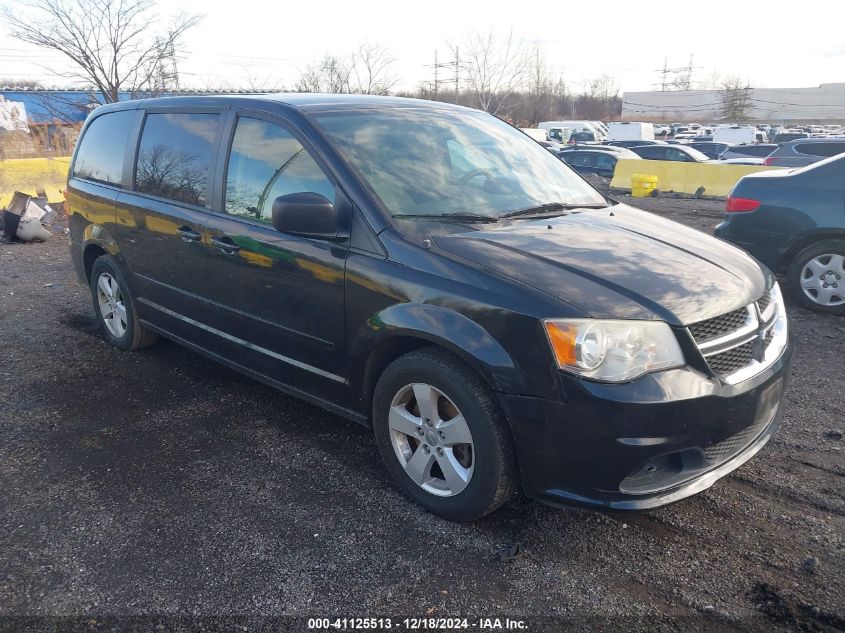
687 288 785 383
688 308 749 343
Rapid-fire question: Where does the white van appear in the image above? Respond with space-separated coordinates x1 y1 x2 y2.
519 128 549 143
713 125 757 145
539 120 604 141
607 122 655 142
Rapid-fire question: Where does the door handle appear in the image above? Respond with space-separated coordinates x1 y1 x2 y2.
211 236 240 255
177 226 201 242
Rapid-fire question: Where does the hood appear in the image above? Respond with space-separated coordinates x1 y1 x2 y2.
432 204 767 325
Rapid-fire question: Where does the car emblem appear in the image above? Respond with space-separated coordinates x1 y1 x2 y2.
752 303 767 362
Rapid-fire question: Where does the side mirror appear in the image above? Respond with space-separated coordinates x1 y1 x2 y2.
271 192 340 238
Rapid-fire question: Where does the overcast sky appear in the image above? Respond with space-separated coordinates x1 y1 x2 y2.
1 0 843 93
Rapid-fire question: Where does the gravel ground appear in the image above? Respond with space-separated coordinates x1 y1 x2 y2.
1 198 843 633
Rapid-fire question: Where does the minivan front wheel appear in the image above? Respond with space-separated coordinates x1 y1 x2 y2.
89 255 158 351
787 240 845 315
373 348 517 521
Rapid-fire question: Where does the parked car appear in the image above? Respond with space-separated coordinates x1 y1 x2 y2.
569 130 598 143
773 131 809 143
672 132 700 142
689 141 732 159
558 146 640 177
763 138 845 167
67 94 792 521
539 120 604 141
604 139 667 148
719 143 779 160
539 140 565 152
629 144 711 162
721 158 765 165
654 124 671 137
559 144 632 154
716 153 845 314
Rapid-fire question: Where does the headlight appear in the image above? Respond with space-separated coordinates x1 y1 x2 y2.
543 319 685 382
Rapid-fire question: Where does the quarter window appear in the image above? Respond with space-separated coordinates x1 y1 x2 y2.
225 117 335 223
135 112 220 206
72 111 135 185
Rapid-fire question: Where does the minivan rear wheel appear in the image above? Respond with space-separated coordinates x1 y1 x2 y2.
89 255 158 351
787 240 845 315
372 347 517 521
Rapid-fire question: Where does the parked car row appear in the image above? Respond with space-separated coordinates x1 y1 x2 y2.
559 137 845 172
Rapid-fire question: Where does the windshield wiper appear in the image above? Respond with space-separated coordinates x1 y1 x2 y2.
499 202 607 219
392 213 498 223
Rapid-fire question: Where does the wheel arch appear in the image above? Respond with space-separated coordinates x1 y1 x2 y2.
350 303 526 421
780 230 845 274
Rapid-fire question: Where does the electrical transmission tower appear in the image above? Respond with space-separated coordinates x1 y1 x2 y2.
427 49 460 97
654 55 701 91
154 33 180 94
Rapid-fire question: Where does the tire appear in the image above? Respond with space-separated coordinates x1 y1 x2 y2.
89 255 158 351
372 347 518 521
786 240 845 315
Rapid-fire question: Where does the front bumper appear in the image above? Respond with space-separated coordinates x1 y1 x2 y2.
498 335 793 510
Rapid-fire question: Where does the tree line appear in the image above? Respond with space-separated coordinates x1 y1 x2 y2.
3 0 622 125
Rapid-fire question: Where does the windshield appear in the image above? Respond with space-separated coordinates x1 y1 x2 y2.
311 107 606 219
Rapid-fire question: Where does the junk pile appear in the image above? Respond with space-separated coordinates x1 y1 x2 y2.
1 191 57 243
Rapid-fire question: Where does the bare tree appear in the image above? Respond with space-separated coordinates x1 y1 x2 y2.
700 70 723 91
350 43 398 95
296 45 398 95
2 0 202 102
574 75 621 120
517 48 571 126
453 29 530 116
719 75 753 121
295 55 352 93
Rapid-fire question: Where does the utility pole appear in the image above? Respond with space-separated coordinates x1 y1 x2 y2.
434 50 438 98
661 57 668 91
685 54 694 91
454 46 459 95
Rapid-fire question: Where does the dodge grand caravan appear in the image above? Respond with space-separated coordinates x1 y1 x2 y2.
68 95 793 521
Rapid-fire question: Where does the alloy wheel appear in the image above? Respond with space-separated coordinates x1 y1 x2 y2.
96 272 128 338
388 383 474 497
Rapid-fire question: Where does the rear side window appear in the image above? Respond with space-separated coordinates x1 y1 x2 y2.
594 153 615 169
135 112 220 206
224 117 335 223
795 143 845 158
744 145 774 157
562 152 593 167
72 111 135 185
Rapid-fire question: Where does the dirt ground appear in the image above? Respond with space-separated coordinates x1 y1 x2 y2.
1 197 843 633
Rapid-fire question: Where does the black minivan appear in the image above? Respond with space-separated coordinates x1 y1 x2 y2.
68 95 792 521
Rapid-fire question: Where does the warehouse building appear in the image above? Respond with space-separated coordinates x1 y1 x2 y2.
622 83 845 123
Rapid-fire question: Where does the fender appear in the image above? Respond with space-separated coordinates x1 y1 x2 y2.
781 228 845 272
349 302 528 413
71 213 131 285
